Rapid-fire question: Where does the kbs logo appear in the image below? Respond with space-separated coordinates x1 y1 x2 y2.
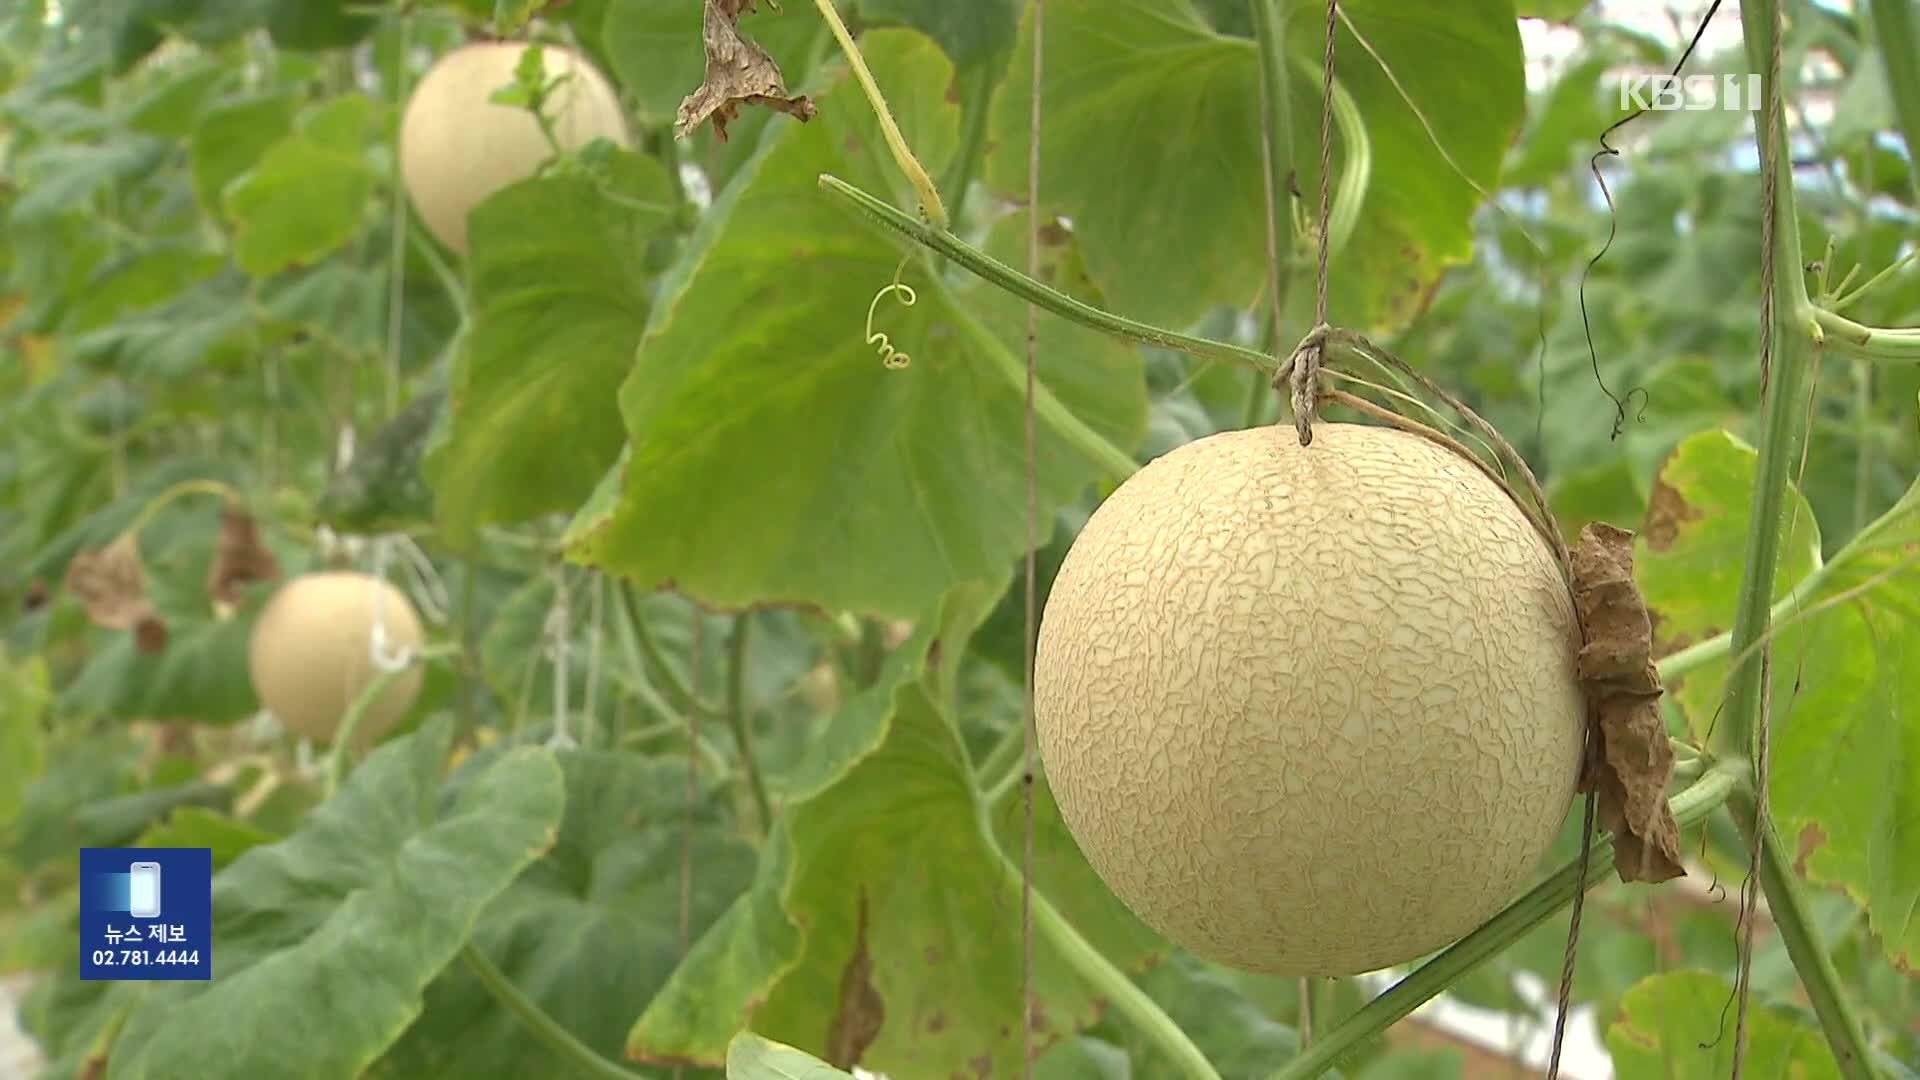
1617 73 1763 112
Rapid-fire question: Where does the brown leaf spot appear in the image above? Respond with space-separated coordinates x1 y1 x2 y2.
22 577 49 611
823 890 884 1069
1570 522 1686 884
675 0 817 143
926 1009 946 1033
134 613 170 654
1641 476 1701 552
64 533 160 632
206 502 281 607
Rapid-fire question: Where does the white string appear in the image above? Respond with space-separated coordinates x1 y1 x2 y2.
367 537 416 673
544 564 577 751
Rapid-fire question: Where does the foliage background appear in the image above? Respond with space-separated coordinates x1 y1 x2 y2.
1 0 1917 1077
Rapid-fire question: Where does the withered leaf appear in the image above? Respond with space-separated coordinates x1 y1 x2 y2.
1570 521 1685 884
676 0 818 142
207 502 281 607
64 533 160 632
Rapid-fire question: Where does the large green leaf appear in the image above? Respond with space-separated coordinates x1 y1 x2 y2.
1636 429 1820 654
222 134 376 276
860 0 1018 68
984 0 1524 333
98 719 565 1079
627 581 1143 1076
1605 971 1840 1079
424 155 671 539
565 30 1148 618
377 748 753 1077
1639 439 1920 970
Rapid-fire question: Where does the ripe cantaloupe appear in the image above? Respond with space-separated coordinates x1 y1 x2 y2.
398 41 630 256
248 571 425 749
1033 422 1586 976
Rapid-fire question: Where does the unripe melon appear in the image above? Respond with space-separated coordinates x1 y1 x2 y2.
398 41 631 256
248 571 425 749
1033 422 1586 977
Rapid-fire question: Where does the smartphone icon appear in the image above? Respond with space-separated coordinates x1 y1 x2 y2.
128 862 162 919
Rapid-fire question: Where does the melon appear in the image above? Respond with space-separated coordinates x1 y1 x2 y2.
398 41 631 256
1032 421 1586 976
248 571 425 749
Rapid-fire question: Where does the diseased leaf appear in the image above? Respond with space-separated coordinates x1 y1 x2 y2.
675 0 818 142
1606 971 1841 1079
1570 522 1682 883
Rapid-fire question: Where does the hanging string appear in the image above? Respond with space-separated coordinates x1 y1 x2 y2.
1282 0 1339 445
1020 1 1045 1073
1733 5 1787 1073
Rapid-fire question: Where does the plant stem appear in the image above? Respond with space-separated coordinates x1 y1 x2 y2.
979 812 1221 1080
1871 0 1920 205
1810 306 1920 362
1726 790 1878 1080
1251 0 1295 336
1269 762 1741 1080
810 0 947 227
726 613 773 833
616 583 718 717
949 297 1140 481
322 643 459 799
820 174 1277 373
461 944 646 1079
939 62 998 225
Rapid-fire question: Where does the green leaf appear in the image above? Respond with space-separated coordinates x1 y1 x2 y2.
222 134 376 276
265 0 377 50
985 0 1525 333
628 581 1132 1077
133 806 278 871
379 748 756 1077
1646 447 1920 971
189 91 298 214
0 651 51 822
1635 429 1819 655
565 30 1147 618
56 613 260 726
1605 970 1841 1079
725 1032 853 1080
6 136 171 223
423 156 670 539
101 719 565 1080
859 0 1017 68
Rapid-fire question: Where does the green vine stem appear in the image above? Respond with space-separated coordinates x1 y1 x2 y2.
976 809 1223 1080
822 174 1276 372
1268 762 1742 1080
1871 0 1920 205
1725 790 1879 1080
1716 2 1879 1074
938 61 999 224
462 944 645 1079
811 0 947 227
726 614 774 833
321 642 460 799
1810 308 1920 362
1252 0 1296 326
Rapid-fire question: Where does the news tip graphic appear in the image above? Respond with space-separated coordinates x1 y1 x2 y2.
79 847 212 981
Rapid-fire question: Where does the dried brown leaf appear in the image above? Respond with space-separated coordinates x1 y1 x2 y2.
64 533 158 632
675 0 817 142
207 502 281 607
1570 521 1685 884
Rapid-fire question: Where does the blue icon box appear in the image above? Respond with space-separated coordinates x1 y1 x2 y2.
78 847 213 981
